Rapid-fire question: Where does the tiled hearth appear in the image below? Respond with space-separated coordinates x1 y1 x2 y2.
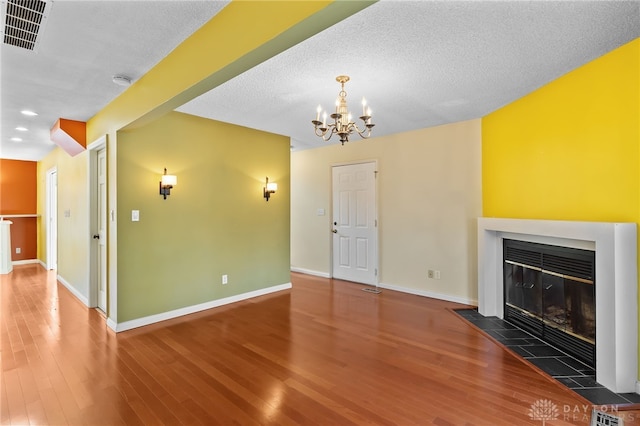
456 308 640 406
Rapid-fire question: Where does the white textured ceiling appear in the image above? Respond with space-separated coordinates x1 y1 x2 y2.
1 0 228 161
178 0 640 151
2 1 639 161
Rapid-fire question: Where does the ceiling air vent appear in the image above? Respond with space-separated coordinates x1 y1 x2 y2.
2 0 51 51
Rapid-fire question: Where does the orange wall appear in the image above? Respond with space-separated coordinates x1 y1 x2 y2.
0 159 38 260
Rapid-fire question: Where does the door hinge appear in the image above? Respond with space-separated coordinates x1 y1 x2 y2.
375 268 378 276
375 219 378 227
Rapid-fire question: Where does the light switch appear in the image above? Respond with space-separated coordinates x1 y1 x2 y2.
131 210 140 222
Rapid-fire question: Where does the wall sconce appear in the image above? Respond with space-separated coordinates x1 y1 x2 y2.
159 168 177 199
263 176 277 201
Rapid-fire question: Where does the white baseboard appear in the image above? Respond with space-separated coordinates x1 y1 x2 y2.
636 381 640 395
378 282 477 306
13 259 40 265
290 267 331 278
38 260 47 269
113 282 292 333
57 274 90 307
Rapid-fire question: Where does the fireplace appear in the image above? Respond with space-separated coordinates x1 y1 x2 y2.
477 218 638 394
503 239 595 366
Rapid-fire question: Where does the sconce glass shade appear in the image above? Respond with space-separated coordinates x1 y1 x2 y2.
266 182 277 192
161 174 177 187
160 168 177 200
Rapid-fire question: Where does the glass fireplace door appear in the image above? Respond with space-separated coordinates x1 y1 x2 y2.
504 261 542 318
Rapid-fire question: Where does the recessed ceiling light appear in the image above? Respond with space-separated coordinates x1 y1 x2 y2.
11 137 23 142
15 126 28 131
112 75 132 87
21 110 38 116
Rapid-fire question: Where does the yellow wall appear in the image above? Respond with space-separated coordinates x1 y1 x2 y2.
116 112 290 322
483 39 639 222
37 148 91 298
482 38 640 375
291 119 482 303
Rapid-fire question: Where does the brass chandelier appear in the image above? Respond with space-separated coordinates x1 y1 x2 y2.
312 75 375 145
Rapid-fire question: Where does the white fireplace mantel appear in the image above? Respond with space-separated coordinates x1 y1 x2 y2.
477 217 638 394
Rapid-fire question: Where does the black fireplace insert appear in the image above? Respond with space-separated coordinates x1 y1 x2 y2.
503 239 595 367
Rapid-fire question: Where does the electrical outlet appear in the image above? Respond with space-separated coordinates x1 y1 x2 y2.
222 274 228 285
428 270 434 279
15 247 21 254
434 270 441 280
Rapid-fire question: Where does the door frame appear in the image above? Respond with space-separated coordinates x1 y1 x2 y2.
88 135 107 310
45 167 57 270
330 159 379 284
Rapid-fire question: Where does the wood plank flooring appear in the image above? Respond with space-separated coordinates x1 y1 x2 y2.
2 264 639 425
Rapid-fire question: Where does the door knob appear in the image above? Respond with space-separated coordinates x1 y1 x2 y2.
93 234 100 239
332 229 337 233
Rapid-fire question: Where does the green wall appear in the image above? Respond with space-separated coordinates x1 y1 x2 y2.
116 112 290 322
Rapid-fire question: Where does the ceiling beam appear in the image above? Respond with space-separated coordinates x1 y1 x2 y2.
86 1 376 142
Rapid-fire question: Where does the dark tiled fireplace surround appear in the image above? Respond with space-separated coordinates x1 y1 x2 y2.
477 218 638 397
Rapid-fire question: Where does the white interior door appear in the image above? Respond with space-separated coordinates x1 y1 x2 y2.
332 162 378 285
46 169 57 270
97 148 107 312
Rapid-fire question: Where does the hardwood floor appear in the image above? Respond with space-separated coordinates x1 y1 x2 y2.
2 264 639 425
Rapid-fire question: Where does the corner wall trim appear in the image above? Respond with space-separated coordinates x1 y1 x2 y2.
112 282 292 333
290 267 331 278
57 274 90 307
378 282 477 306
106 318 118 332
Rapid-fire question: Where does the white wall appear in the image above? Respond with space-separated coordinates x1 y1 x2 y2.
291 119 482 303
